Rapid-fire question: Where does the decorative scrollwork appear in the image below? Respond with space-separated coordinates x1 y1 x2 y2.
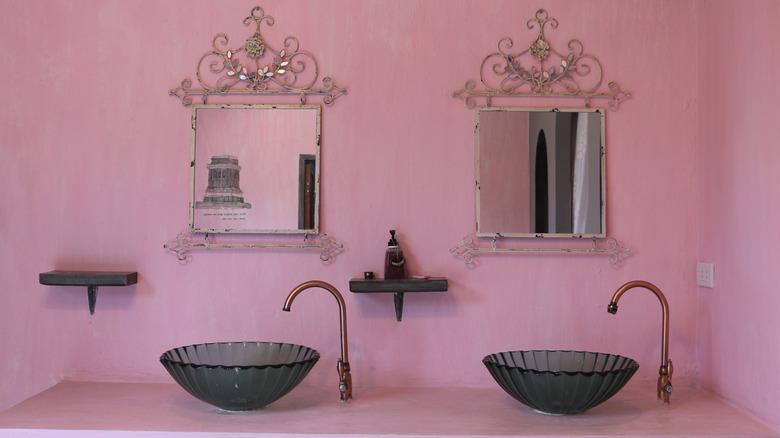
169 6 346 106
165 231 196 263
449 234 631 268
317 234 345 264
603 236 632 267
454 9 630 110
450 234 479 266
164 230 345 263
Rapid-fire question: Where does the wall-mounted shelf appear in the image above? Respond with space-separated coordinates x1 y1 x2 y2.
39 271 138 315
349 277 448 322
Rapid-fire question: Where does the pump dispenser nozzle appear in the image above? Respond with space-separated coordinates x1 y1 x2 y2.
388 230 398 246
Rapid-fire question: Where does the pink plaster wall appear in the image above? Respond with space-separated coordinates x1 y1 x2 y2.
696 0 780 429
0 0 96 410
1 0 704 410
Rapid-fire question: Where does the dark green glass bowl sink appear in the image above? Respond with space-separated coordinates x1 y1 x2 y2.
160 342 319 411
483 350 638 415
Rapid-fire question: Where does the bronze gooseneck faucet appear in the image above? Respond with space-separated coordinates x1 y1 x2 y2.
283 280 352 401
607 280 673 403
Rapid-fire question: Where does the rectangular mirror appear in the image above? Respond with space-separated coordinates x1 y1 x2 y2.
190 104 320 234
476 107 605 238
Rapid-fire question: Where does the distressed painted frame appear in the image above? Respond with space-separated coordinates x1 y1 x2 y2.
189 103 321 235
475 106 606 239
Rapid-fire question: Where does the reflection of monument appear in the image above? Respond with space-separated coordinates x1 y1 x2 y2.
195 155 252 209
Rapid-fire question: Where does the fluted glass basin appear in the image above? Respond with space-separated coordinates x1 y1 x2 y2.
483 350 638 415
160 342 319 411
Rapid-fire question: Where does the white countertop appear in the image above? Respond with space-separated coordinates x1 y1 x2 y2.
0 380 776 437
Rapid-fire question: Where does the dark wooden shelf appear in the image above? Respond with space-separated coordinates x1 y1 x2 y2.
349 277 447 293
39 270 138 315
39 271 137 287
349 277 447 321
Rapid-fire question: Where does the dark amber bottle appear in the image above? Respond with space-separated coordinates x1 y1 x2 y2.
384 230 406 279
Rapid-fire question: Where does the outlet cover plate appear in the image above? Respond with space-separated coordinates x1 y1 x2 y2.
697 262 715 288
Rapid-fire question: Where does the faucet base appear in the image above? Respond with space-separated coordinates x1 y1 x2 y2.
338 360 353 401
657 360 673 404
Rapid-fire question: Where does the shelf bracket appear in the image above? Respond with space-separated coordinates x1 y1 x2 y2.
393 292 405 322
87 285 98 315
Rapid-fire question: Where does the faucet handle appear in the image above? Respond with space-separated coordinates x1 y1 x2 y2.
336 359 353 401
658 359 673 403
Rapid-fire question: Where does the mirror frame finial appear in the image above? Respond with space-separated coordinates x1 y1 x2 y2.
169 6 347 106
453 9 631 110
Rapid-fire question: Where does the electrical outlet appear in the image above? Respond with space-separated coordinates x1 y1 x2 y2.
697 262 715 288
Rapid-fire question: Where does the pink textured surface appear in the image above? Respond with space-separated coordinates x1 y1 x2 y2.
0 0 777 432
479 111 531 232
696 0 780 430
0 0 702 406
0 381 777 437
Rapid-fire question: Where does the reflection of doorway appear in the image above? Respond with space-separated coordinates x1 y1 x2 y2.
298 154 316 229
534 131 548 233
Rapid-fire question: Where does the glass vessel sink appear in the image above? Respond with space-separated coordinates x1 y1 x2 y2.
160 341 319 411
483 350 638 415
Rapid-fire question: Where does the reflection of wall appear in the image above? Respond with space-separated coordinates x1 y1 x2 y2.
554 113 574 233
572 113 602 234
478 111 529 232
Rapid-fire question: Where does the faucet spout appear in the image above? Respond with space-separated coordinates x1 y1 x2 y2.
608 280 673 403
283 280 352 401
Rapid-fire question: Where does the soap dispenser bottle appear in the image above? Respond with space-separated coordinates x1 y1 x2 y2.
384 230 406 280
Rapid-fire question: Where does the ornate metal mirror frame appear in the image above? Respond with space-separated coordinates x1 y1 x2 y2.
450 9 630 267
165 6 345 263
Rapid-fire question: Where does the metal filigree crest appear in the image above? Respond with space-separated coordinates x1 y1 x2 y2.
454 9 631 110
164 230 344 264
450 235 631 268
170 6 346 106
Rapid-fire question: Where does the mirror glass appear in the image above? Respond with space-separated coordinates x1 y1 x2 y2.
190 104 320 234
477 108 605 237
